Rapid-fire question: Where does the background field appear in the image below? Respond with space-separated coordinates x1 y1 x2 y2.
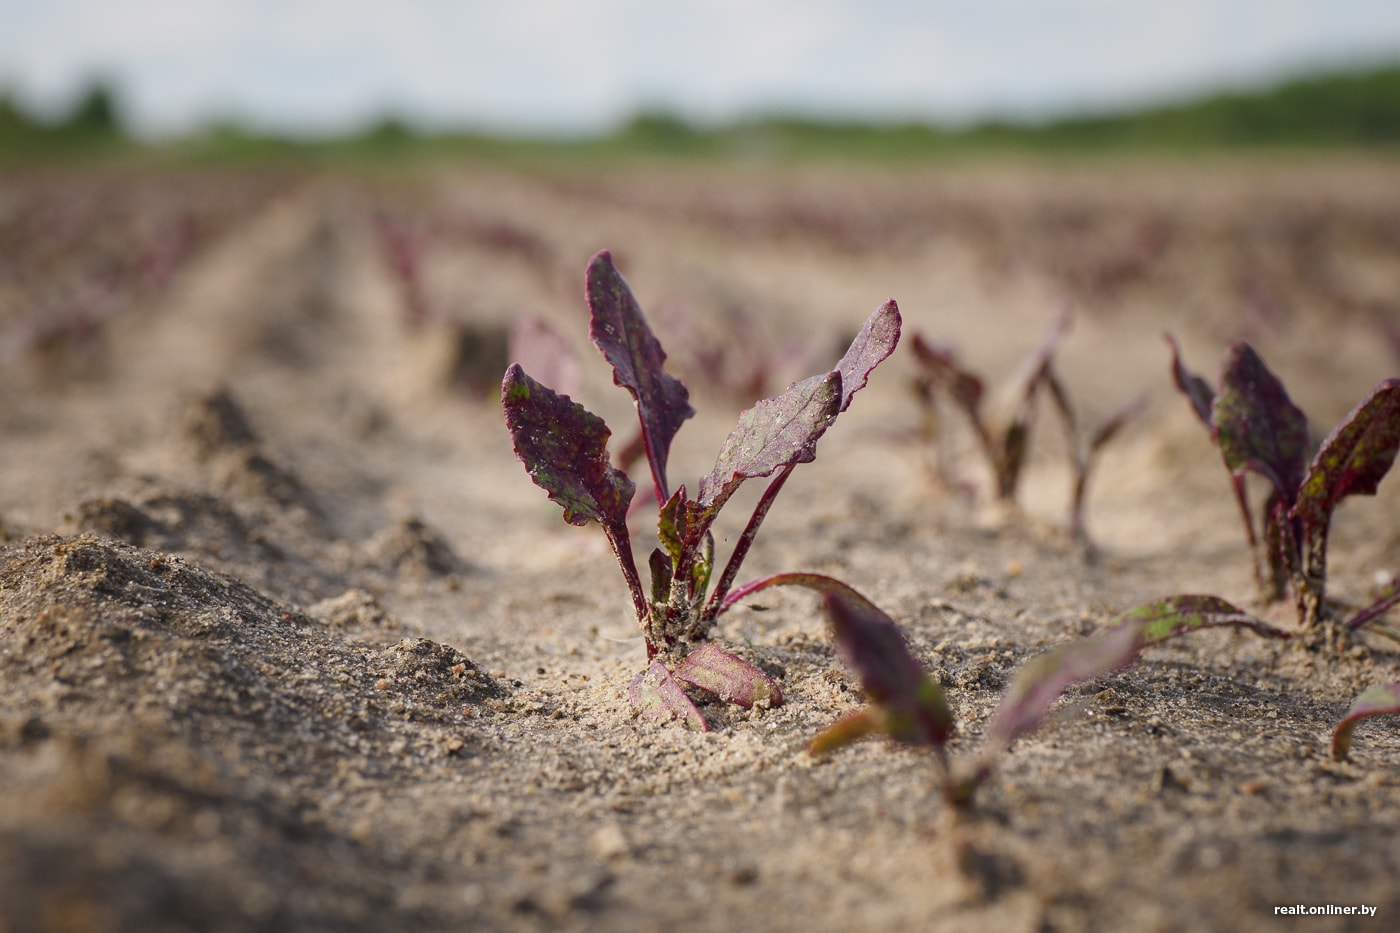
2 150 1400 930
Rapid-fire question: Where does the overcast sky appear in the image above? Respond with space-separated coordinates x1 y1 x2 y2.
4 0 1400 138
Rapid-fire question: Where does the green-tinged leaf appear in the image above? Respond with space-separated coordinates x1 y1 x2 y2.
657 487 687 562
673 643 783 708
628 661 708 731
648 547 672 607
1108 594 1288 645
834 300 901 412
586 250 695 500
1331 682 1400 761
502 363 635 529
809 707 883 755
1165 333 1215 426
1291 379 1400 589
985 622 1145 750
690 530 713 597
695 371 842 514
1212 342 1309 503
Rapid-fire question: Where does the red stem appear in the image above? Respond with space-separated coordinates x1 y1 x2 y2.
1348 580 1400 631
638 429 670 507
703 465 795 622
1226 472 1268 597
712 570 846 619
602 522 650 635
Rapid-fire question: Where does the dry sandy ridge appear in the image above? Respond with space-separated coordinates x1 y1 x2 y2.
2 159 1400 931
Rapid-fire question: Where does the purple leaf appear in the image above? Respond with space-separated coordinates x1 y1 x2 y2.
629 661 708 731
1211 342 1309 503
673 642 783 708
502 364 635 529
985 621 1144 750
910 334 985 418
1108 594 1288 645
1167 336 1273 600
834 300 901 412
503 364 649 625
1291 380 1400 607
687 305 899 615
508 314 581 398
1165 333 1215 426
1331 682 1400 761
695 371 842 514
1297 379 1400 515
723 572 952 748
821 587 954 747
586 250 695 502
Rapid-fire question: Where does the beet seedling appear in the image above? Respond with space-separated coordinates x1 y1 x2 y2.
503 250 900 728
911 309 1141 547
910 316 1065 504
1091 595 1400 767
1084 595 1400 767
764 573 1151 808
1168 337 1400 634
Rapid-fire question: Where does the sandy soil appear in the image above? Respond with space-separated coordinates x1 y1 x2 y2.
3 157 1400 932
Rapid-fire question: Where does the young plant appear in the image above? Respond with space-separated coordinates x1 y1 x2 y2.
911 309 1140 547
1091 596 1400 766
503 250 901 729
1167 337 1400 632
1088 596 1400 767
775 573 1154 808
